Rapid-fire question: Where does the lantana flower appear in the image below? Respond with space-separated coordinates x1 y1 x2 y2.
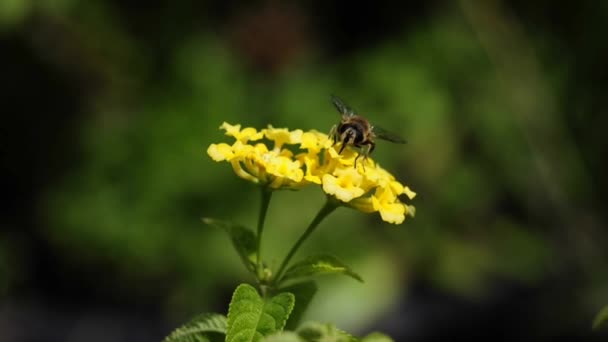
207 123 304 190
207 122 416 224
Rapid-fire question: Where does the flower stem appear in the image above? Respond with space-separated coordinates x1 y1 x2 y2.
256 188 272 280
274 198 339 285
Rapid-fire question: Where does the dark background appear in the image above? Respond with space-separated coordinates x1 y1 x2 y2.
1 1 608 341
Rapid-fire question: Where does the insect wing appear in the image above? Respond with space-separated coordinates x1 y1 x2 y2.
331 95 355 117
373 125 407 144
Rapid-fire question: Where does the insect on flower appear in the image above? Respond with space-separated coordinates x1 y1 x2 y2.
328 95 407 167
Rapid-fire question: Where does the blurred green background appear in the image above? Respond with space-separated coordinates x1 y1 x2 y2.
1 1 608 341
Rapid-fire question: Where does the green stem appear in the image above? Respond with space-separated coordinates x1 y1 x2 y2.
274 198 339 285
256 188 273 280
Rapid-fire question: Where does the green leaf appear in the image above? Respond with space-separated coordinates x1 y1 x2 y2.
226 283 295 342
279 281 318 331
296 322 357 342
202 217 256 272
162 313 227 342
282 254 364 284
361 332 394 342
593 305 608 330
262 332 304 342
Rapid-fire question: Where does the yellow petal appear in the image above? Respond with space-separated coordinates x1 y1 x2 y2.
301 132 320 151
219 122 264 143
232 140 254 157
403 186 417 199
207 143 234 161
253 143 269 154
389 181 404 195
298 153 322 184
265 155 304 182
238 127 264 142
265 125 301 148
322 173 365 202
220 122 241 136
371 195 406 224
289 129 303 144
380 204 406 224
300 129 329 152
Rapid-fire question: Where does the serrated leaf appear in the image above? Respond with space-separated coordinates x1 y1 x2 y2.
162 313 227 342
282 254 363 284
361 332 394 342
279 281 318 331
593 305 608 330
202 218 256 272
226 283 295 342
297 322 357 342
262 332 304 342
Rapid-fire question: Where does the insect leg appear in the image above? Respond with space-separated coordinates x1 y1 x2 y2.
355 143 373 171
339 137 348 154
329 124 338 144
338 131 352 154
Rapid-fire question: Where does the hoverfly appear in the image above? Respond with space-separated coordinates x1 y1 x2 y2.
328 95 407 167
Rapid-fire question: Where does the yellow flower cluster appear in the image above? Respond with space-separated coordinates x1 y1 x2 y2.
207 122 416 224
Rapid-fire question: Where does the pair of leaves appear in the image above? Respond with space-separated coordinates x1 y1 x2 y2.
226 284 295 341
224 285 392 342
164 284 295 342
